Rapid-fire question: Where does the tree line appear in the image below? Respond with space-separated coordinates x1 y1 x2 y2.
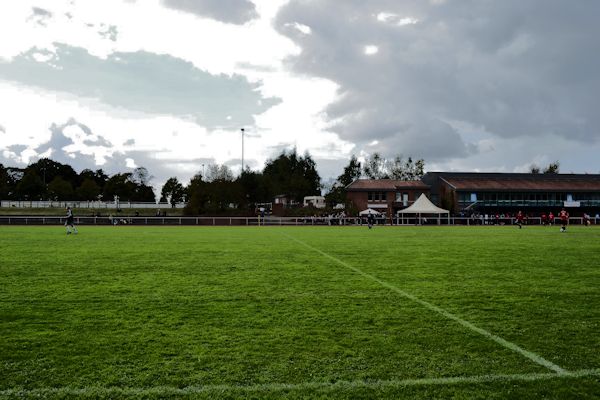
0 151 426 215
0 158 155 203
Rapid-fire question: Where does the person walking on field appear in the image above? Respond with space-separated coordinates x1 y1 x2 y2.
367 212 375 229
548 211 555 227
516 210 524 229
559 208 569 232
583 213 591 226
65 206 78 235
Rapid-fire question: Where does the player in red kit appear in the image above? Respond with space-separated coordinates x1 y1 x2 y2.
516 210 524 229
548 211 555 227
559 209 569 232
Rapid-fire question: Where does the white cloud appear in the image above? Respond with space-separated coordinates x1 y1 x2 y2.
125 158 137 168
364 45 379 55
286 22 312 35
376 12 419 26
275 0 600 173
162 0 258 25
4 0 598 181
0 0 355 183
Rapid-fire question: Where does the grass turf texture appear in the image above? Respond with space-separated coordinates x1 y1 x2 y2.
0 226 599 399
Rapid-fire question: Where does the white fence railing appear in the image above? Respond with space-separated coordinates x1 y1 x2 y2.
0 216 596 226
0 200 184 209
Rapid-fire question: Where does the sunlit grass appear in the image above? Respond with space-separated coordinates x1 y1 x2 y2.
1 225 599 399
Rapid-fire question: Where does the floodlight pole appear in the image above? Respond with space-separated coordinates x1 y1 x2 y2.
241 128 245 173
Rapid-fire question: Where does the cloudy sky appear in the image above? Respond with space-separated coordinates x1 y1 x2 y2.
1 0 599 190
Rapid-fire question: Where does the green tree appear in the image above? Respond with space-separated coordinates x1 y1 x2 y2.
363 153 425 181
132 166 152 186
236 169 268 207
76 178 102 200
389 156 425 181
205 164 234 182
338 155 362 186
205 179 241 211
362 153 389 179
184 173 208 215
79 168 108 189
161 177 186 207
0 164 14 199
135 185 156 202
16 170 45 200
102 173 136 202
262 149 321 202
325 155 362 207
543 161 560 174
28 158 78 192
47 176 74 200
130 167 156 202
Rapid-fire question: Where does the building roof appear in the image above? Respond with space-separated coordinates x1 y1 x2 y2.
426 172 600 191
346 179 429 191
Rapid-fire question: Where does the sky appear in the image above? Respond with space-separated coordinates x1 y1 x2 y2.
1 0 600 191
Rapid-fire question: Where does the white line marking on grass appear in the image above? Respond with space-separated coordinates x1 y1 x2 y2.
1 369 598 396
283 234 567 375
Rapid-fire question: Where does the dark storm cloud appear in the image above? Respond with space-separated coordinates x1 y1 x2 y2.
162 0 258 25
275 0 600 160
0 43 280 129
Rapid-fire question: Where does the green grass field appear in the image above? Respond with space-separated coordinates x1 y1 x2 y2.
1 225 599 399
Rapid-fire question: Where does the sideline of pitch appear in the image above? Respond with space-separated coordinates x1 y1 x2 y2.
283 233 567 374
1 369 598 397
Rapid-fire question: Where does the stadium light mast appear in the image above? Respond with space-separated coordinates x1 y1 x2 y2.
241 128 245 173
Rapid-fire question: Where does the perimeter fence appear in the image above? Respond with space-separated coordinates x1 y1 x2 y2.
0 200 181 209
0 216 595 226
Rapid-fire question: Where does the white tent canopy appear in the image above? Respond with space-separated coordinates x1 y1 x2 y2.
359 208 382 216
398 194 449 215
397 194 450 225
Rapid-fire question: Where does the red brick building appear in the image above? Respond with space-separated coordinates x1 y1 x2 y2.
346 179 430 217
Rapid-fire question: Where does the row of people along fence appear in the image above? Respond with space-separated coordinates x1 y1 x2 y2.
0 216 597 226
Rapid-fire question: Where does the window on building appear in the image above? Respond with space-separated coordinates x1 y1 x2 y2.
368 192 385 202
